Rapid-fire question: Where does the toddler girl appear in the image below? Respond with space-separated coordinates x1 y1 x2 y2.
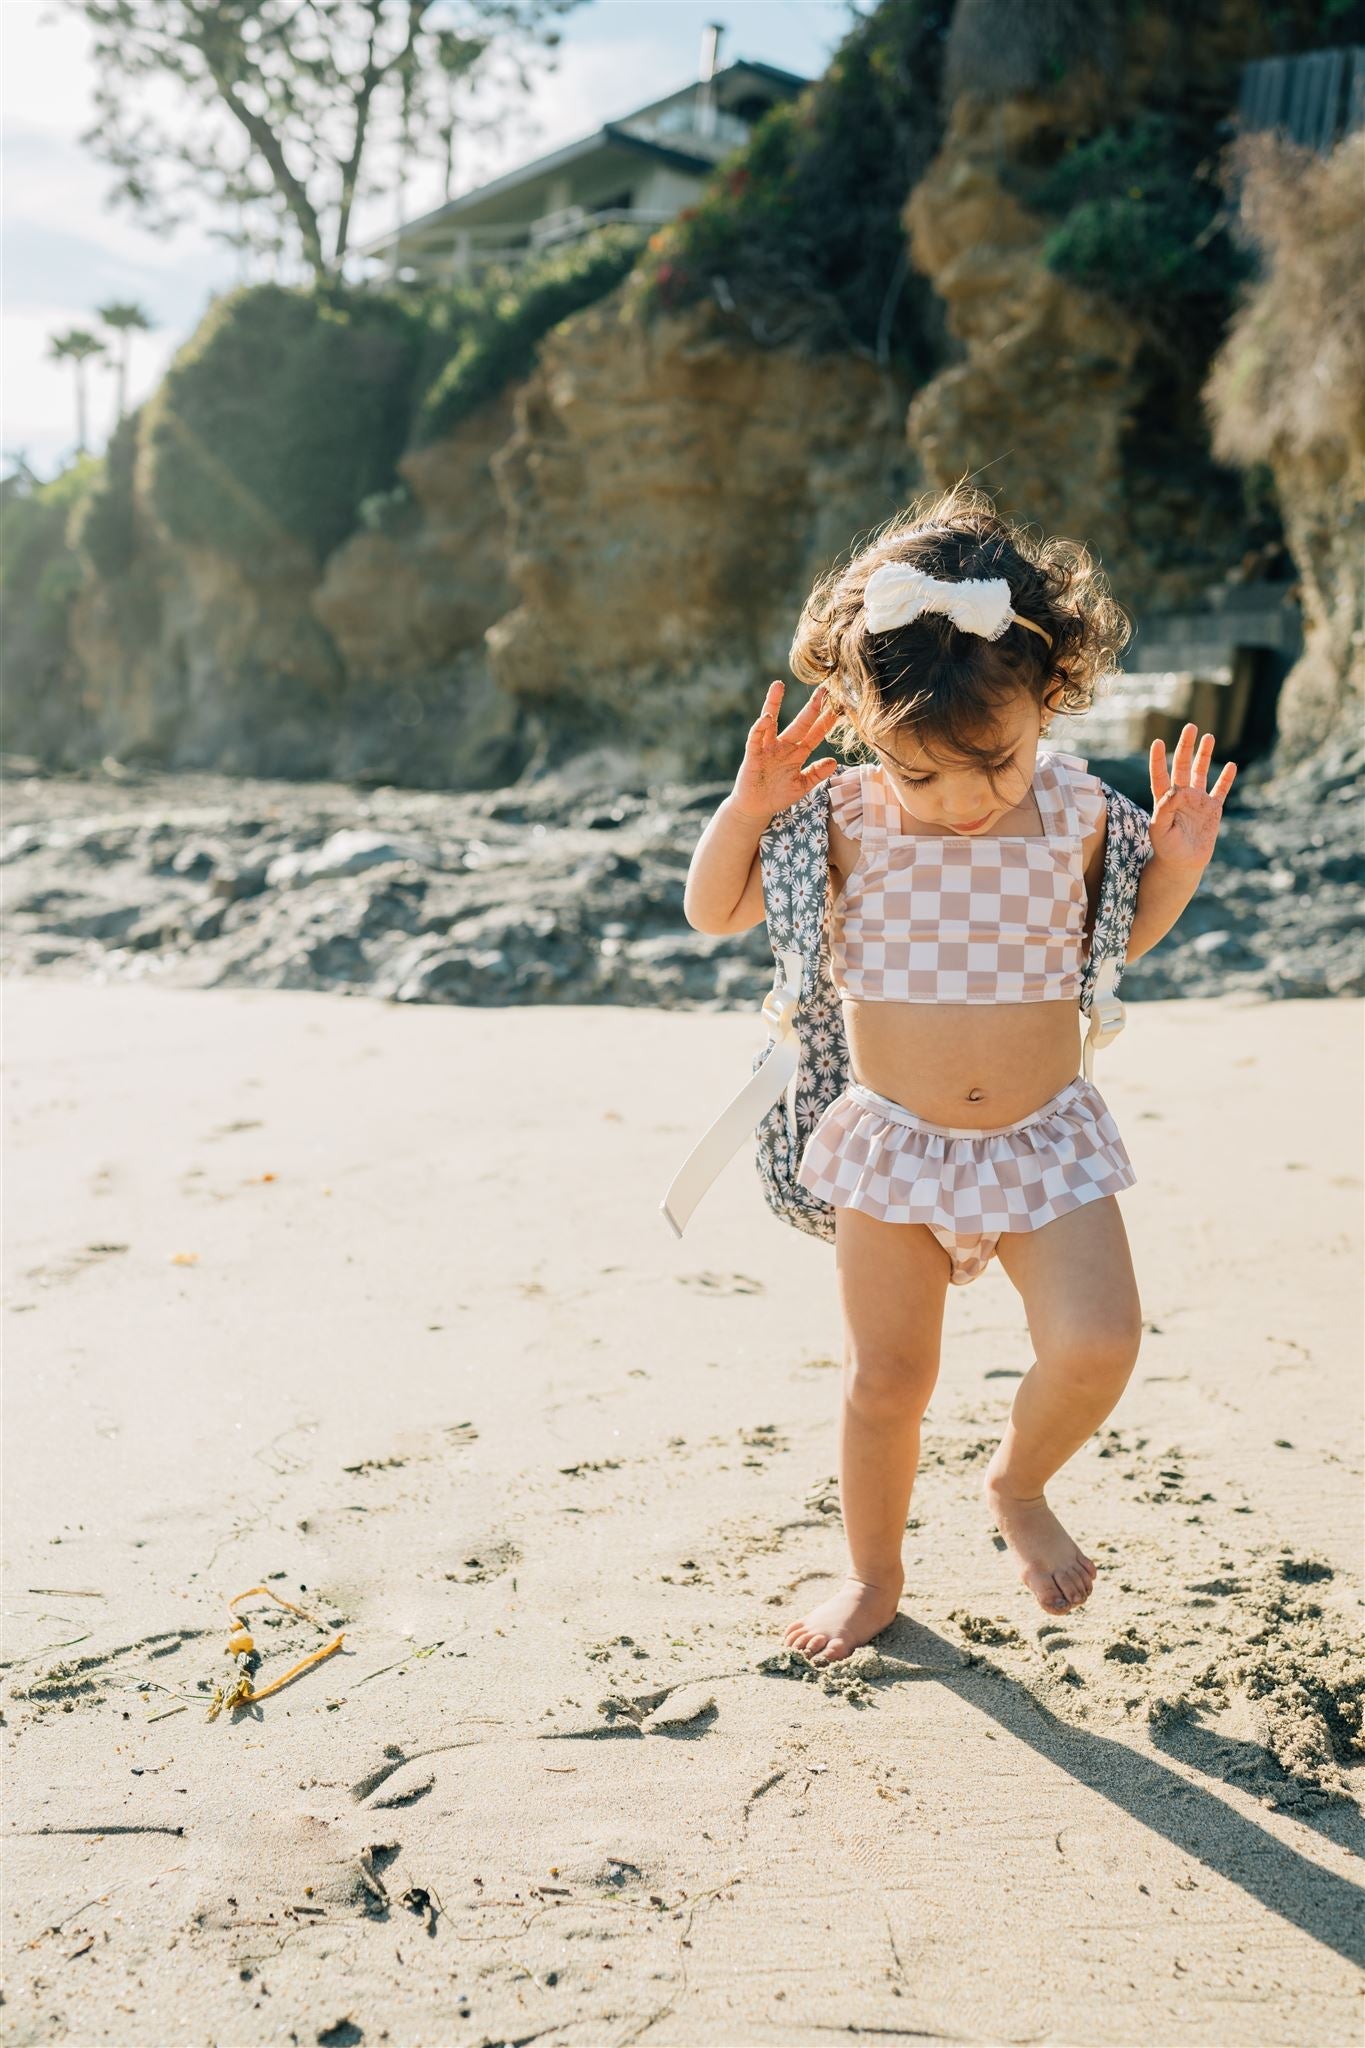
683 483 1236 1661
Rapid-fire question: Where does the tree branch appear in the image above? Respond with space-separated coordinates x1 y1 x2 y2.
334 1 431 267
332 0 386 270
74 0 575 283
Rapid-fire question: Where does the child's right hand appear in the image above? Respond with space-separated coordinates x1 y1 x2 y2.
729 680 842 825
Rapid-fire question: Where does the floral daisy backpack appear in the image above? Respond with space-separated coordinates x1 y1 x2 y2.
660 750 1154 1242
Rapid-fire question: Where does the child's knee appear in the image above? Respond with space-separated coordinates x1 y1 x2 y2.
1047 1312 1142 1390
844 1346 937 1422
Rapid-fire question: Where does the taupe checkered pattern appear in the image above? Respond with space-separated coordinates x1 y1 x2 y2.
794 1073 1136 1285
829 749 1107 1004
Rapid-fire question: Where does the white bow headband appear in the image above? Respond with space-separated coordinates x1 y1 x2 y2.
863 561 1053 649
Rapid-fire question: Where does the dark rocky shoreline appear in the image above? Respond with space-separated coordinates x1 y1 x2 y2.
2 735 1361 1010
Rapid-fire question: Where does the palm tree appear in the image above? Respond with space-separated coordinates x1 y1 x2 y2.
96 301 154 421
47 328 107 455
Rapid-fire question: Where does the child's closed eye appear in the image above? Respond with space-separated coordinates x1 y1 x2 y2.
902 756 1014 789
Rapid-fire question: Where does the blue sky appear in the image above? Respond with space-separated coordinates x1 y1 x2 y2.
3 1 867 476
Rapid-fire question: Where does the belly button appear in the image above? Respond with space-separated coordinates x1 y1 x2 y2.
966 1087 984 1102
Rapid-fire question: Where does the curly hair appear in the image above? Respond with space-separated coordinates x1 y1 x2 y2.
788 478 1131 781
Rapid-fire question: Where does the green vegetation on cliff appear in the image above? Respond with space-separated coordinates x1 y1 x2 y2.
1031 114 1252 324
101 234 648 569
0 460 101 754
143 285 419 566
1 461 97 627
625 0 954 371
413 225 648 445
70 409 140 580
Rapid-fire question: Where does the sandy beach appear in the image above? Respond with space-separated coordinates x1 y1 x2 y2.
3 976 1362 2048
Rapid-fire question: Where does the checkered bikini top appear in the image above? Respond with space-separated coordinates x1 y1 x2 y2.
828 748 1107 1004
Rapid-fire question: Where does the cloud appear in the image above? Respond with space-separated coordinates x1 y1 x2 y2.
2 205 225 328
0 4 97 141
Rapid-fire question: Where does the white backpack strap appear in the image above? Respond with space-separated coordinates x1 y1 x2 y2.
660 946 805 1238
1081 952 1125 1081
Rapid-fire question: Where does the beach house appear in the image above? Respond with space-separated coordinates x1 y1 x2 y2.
357 24 810 287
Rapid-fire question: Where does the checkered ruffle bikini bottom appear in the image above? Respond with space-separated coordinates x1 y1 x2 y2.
795 1072 1136 1286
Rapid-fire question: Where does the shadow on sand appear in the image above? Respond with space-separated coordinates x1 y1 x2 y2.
872 1617 1365 1969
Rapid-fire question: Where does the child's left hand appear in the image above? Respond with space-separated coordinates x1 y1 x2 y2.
1148 722 1237 871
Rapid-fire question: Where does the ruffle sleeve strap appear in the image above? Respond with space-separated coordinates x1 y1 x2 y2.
1046 748 1107 841
827 763 866 842
1073 768 1108 841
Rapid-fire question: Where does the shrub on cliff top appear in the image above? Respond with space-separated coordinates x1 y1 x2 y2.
1029 113 1252 332
143 284 418 566
69 408 140 580
1 459 99 634
0 459 101 752
412 224 647 446
624 0 953 370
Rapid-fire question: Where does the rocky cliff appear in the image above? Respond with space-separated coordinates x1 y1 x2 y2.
1204 128 1365 768
63 388 525 788
312 397 524 785
901 0 1323 615
58 289 919 789
479 0 1359 781
5 0 1362 792
485 288 918 780
69 536 341 775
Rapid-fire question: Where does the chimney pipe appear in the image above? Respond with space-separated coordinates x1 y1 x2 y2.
696 22 723 138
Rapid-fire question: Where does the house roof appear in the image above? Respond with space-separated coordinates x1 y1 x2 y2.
356 56 810 258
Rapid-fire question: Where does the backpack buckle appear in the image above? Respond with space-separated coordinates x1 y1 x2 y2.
1088 990 1125 1051
1081 955 1125 1080
761 947 805 1039
762 985 798 1035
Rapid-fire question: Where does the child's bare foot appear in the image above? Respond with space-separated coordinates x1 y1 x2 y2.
783 1571 903 1664
983 1470 1096 1616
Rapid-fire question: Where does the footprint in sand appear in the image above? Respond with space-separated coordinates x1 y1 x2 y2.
921 1433 996 1474
586 1633 651 1664
13 1626 212 1715
676 1270 765 1296
803 1475 841 1517
367 1770 435 1810
949 1611 1024 1648
23 1242 129 1286
1034 1626 1084 1685
739 1424 789 1467
445 1540 520 1584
